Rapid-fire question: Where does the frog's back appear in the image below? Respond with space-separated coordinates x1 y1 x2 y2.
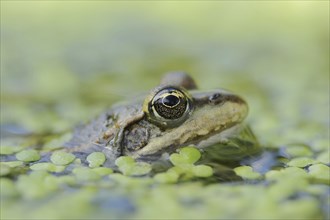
65 102 144 157
65 111 110 153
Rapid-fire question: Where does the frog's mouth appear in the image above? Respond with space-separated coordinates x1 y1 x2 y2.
134 124 245 162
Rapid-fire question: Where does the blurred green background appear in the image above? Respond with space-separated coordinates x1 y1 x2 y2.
0 1 329 219
1 1 329 144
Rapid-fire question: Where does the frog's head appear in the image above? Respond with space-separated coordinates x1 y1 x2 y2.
124 72 248 159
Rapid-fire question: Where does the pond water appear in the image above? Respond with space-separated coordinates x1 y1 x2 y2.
1 2 329 219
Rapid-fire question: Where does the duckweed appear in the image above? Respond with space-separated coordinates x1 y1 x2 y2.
308 164 330 184
15 149 40 162
1 141 328 219
86 152 106 168
0 164 11 176
0 178 18 198
128 162 152 176
115 156 152 176
311 139 328 152
286 157 318 167
1 161 24 167
278 197 321 219
265 167 308 181
50 151 76 165
0 146 23 155
166 147 214 180
168 165 193 175
154 171 179 183
168 153 182 166
316 151 330 164
72 167 102 181
56 175 77 186
234 166 261 180
115 156 135 167
267 178 309 201
110 173 154 187
93 167 113 176
169 146 201 166
29 162 66 173
284 144 313 157
192 165 213 177
16 171 59 199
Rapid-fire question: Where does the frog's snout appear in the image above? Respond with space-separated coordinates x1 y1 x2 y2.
208 92 247 107
208 93 223 105
207 91 249 124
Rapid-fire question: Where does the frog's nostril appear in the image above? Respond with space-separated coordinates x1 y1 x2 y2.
209 93 220 100
209 93 221 102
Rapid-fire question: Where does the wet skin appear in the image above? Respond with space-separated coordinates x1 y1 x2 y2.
66 72 258 164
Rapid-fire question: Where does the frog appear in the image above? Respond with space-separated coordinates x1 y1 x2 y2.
65 71 260 166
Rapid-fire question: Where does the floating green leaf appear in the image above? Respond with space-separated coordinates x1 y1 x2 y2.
284 144 313 157
0 164 11 176
0 178 18 198
234 166 261 180
16 171 59 199
0 146 23 155
154 171 179 183
115 156 135 167
16 149 40 162
286 157 318 168
50 151 76 165
0 161 24 168
115 156 151 176
72 167 101 181
179 147 201 164
86 152 106 168
308 164 330 184
316 151 330 164
30 162 65 173
170 146 201 166
265 167 309 182
92 167 113 176
192 165 213 178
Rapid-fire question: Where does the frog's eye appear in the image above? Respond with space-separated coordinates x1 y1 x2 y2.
144 86 193 128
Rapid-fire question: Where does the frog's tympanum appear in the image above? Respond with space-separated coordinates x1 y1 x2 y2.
66 72 259 165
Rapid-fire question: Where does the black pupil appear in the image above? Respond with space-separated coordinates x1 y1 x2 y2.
152 90 188 120
163 95 180 107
